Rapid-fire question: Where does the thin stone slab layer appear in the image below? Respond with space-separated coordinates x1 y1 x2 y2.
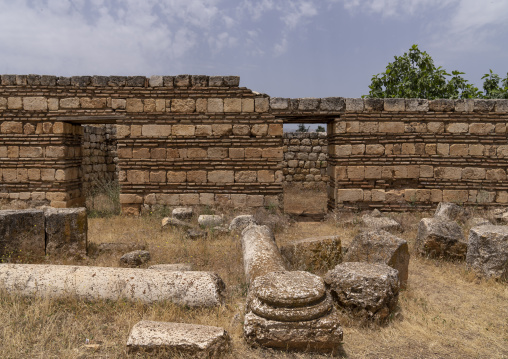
0 264 225 306
0 209 45 260
467 225 508 281
127 320 230 358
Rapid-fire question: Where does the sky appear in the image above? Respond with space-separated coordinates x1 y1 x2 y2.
0 0 507 105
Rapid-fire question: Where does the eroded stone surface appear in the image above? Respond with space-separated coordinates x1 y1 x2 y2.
44 207 87 258
416 218 467 259
229 215 256 232
324 262 399 323
198 215 223 228
434 202 469 222
344 230 409 288
280 236 342 272
187 228 207 240
120 250 151 267
148 263 193 271
162 217 193 229
241 225 286 284
467 225 508 281
172 207 193 220
0 209 45 260
469 218 492 227
127 320 230 358
361 215 402 232
0 264 225 306
244 310 343 353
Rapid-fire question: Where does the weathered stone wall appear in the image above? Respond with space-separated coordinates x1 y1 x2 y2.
82 124 117 193
282 132 328 185
0 75 283 212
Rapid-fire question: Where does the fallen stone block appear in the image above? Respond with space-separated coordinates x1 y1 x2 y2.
44 207 87 258
148 263 193 271
324 262 399 323
162 217 193 229
434 202 469 222
416 218 467 259
0 209 45 260
467 225 508 281
186 228 207 240
280 235 342 272
172 207 193 220
344 230 409 288
361 214 402 232
120 250 150 267
198 215 223 228
0 264 225 306
127 320 230 358
244 271 343 353
229 215 256 232
241 225 286 284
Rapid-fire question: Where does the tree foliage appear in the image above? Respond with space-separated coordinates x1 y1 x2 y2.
316 125 326 132
296 124 310 132
365 44 507 99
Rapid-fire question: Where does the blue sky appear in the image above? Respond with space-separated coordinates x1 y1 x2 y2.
0 0 507 100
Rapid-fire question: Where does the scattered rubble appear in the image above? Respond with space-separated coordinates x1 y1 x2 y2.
416 218 467 259
172 207 193 220
120 250 151 267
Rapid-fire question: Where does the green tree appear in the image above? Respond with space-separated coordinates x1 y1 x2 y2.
296 124 309 132
482 70 508 99
365 44 480 99
316 125 326 132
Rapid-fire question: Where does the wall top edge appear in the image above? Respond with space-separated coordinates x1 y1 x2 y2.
269 97 508 114
0 74 241 88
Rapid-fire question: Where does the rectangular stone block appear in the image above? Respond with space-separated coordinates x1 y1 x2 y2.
384 98 405 112
126 99 143 112
406 99 429 111
379 121 404 133
207 98 224 113
443 190 469 203
255 97 269 112
0 209 46 260
171 99 196 113
44 208 87 258
172 125 195 136
23 97 48 111
208 171 234 183
337 189 363 202
141 125 171 137
242 98 254 112
345 98 364 112
224 98 241 112
60 97 80 109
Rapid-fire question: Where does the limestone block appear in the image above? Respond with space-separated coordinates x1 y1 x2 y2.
229 148 245 158
437 143 449 155
7 97 22 109
166 171 186 183
427 122 444 133
223 76 240 86
195 125 212 136
126 98 143 112
186 171 206 183
242 98 254 112
60 97 80 109
80 98 106 109
473 99 495 112
251 124 268 136
469 144 484 156
23 97 47 111
363 98 384 111
442 190 469 203
171 99 196 113
0 98 6 109
198 215 223 228
120 250 150 267
462 167 486 180
127 170 149 184
224 98 241 112
446 123 468 133
416 218 467 259
406 99 429 111
255 97 269 112
270 97 289 110
172 125 195 136
365 144 385 155
429 99 454 112
44 208 87 258
149 75 163 87
1 121 23 134
494 99 508 112
208 98 224 112
298 98 320 111
347 166 364 180
467 226 508 281
148 263 193 271
232 124 250 136
126 320 230 358
0 264 225 306
212 124 232 136
434 167 461 180
132 148 150 158
141 125 171 137
455 99 474 112
361 215 402 232
345 98 364 112
344 230 409 288
258 170 274 182
384 98 405 112
280 236 341 272
378 121 404 133
0 209 45 260
469 123 495 134
112 99 126 110
337 189 363 202
324 262 399 323
487 169 506 181
235 171 257 183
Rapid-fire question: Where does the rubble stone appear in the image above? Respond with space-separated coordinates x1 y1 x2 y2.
172 207 193 220
0 209 45 260
120 250 151 267
467 225 508 281
434 202 469 222
126 320 230 358
280 236 342 272
198 215 223 228
324 262 399 323
361 214 402 232
344 230 409 288
416 218 467 259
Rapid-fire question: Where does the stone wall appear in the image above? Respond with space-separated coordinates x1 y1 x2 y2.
82 124 117 193
282 132 328 185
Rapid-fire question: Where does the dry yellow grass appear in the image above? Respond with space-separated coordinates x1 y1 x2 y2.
0 193 507 358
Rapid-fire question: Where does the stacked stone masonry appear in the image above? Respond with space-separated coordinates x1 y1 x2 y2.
282 132 328 184
0 74 283 213
1 74 508 212
82 124 117 193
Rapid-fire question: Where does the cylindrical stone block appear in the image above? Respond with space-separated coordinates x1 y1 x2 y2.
0 264 225 307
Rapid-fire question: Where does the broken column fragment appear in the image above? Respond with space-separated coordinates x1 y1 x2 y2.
0 264 225 307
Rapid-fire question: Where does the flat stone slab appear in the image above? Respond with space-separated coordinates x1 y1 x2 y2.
198 215 223 228
148 263 193 271
361 214 402 232
44 207 87 258
344 230 409 288
280 235 342 272
324 262 399 323
0 264 225 306
244 310 343 353
127 320 230 358
0 209 45 260
467 225 508 281
416 218 467 259
172 207 193 220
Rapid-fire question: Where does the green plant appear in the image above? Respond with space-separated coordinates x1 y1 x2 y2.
482 70 508 99
316 125 326 132
296 124 310 132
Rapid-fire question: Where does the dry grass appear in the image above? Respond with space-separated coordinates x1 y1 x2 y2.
0 192 507 358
